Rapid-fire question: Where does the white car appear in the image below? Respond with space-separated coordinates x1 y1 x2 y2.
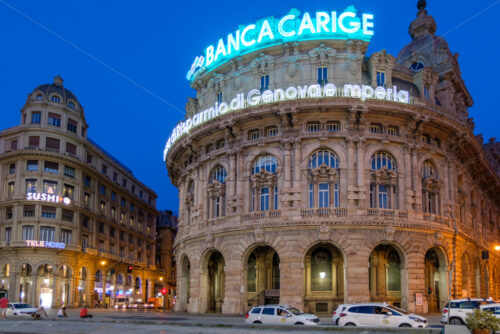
332 304 350 325
6 303 38 317
480 303 500 318
338 303 427 328
245 305 320 326
440 298 495 325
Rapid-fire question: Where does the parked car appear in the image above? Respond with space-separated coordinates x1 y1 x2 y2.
245 305 320 326
129 301 145 309
480 303 500 318
144 301 155 309
338 303 427 328
332 304 350 325
6 303 38 317
441 298 496 325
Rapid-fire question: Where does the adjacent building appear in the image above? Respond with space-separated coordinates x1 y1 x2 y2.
0 76 164 308
156 210 178 309
165 2 500 315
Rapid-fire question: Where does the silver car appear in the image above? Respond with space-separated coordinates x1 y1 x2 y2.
245 305 319 326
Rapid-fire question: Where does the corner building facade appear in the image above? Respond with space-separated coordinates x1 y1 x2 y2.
0 76 166 308
166 4 500 315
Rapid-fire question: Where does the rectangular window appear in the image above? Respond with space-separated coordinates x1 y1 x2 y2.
25 179 37 193
41 206 56 218
63 184 74 200
110 243 115 255
370 124 382 134
5 227 11 242
216 92 223 104
22 226 34 240
45 137 60 150
122 179 127 187
318 67 328 85
121 197 126 206
61 229 72 244
82 235 88 249
47 113 61 127
7 182 14 197
120 231 125 241
110 227 116 238
31 112 41 124
120 247 124 257
43 180 57 195
111 191 116 201
82 215 90 229
260 75 269 91
28 136 40 148
260 187 269 211
131 185 135 193
274 186 278 210
318 183 329 208
67 118 77 133
84 193 90 207
376 71 386 86
308 183 314 208
334 183 339 208
4 208 13 221
139 191 143 199
387 126 399 136
23 205 35 217
62 209 73 222
378 185 388 209
44 161 59 173
27 160 38 171
326 122 340 132
40 227 55 242
424 86 430 100
307 123 321 132
100 184 106 196
120 212 126 224
111 206 116 218
100 201 106 213
84 175 91 187
9 163 16 174
249 130 259 140
130 203 134 212
10 139 18 150
66 142 77 155
130 216 135 227
113 172 118 182
102 164 107 174
266 127 277 137
99 222 105 234
64 166 75 178
86 152 93 164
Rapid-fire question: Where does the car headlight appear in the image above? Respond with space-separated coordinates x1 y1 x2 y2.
409 316 426 323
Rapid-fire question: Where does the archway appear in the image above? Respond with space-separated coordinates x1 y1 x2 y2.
461 254 471 298
201 250 225 313
179 256 190 311
94 270 103 306
36 264 54 308
57 265 72 306
369 244 407 308
424 248 449 312
1 264 10 292
304 243 344 314
78 267 88 307
19 264 33 303
245 246 280 309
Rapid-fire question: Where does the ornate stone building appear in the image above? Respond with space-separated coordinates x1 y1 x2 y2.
0 76 166 308
165 3 500 315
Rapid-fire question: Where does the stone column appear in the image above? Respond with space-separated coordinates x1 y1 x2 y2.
283 142 292 189
229 153 236 196
346 139 355 206
411 148 421 210
403 145 412 210
279 255 304 311
345 245 370 304
293 139 301 187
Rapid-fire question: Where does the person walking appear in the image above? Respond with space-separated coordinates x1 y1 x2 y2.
0 295 8 320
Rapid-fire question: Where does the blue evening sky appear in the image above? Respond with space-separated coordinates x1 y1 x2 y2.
1 0 498 212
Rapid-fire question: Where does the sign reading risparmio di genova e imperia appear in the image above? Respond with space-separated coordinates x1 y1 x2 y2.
186 6 374 81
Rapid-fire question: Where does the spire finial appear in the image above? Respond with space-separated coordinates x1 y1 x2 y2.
417 0 426 10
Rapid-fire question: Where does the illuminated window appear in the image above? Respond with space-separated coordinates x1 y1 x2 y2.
25 179 37 193
376 71 386 86
31 112 41 124
307 122 320 132
63 184 74 200
111 206 116 218
317 67 328 86
84 193 90 207
120 211 125 224
216 92 223 105
100 201 106 213
7 182 14 197
47 112 61 127
260 75 269 91
326 122 340 132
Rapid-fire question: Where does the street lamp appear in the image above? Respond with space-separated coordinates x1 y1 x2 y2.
494 245 500 252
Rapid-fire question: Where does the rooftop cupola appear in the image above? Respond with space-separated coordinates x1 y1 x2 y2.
409 0 437 39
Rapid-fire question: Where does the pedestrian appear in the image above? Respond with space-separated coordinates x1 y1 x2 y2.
57 306 67 318
32 306 47 320
79 305 93 318
0 295 8 320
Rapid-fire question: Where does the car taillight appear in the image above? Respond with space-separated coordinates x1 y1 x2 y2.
340 313 347 317
245 313 249 319
443 309 448 314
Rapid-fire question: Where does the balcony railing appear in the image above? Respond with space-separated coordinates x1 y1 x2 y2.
301 208 347 218
241 210 281 220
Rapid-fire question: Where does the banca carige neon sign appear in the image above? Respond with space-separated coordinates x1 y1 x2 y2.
186 6 374 81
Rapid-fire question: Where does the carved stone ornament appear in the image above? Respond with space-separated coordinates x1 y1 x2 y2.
250 170 276 188
308 44 336 66
308 165 339 183
254 228 265 243
251 53 275 74
207 73 224 92
207 180 226 199
371 168 397 186
384 225 396 241
422 177 441 193
318 225 330 240
433 231 444 246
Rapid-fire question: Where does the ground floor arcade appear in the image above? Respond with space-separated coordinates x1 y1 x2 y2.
0 248 171 309
175 227 500 315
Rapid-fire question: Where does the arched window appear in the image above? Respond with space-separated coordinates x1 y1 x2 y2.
207 165 226 219
422 161 440 214
307 150 340 208
370 151 397 209
250 155 278 211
